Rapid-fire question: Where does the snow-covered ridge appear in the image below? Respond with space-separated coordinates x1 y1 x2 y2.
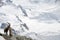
0 0 29 34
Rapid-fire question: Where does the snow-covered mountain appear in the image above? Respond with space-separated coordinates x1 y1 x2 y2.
0 0 60 40
0 0 29 35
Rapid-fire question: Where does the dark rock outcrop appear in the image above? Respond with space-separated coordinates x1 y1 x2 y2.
0 33 32 40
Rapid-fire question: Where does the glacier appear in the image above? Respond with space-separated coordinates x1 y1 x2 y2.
0 0 60 40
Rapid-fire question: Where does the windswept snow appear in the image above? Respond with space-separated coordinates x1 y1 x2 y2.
0 0 60 40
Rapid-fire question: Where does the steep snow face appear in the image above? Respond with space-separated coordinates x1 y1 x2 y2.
10 0 60 37
0 0 29 35
12 0 60 18
0 0 60 38
25 32 60 40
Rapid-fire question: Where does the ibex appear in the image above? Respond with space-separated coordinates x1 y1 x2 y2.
4 22 12 37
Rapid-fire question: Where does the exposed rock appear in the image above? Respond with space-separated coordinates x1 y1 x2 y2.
0 33 32 40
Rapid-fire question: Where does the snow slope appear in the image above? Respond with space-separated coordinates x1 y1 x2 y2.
0 36 5 40
0 0 60 40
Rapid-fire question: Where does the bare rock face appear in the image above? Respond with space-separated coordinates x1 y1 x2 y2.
0 33 32 40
